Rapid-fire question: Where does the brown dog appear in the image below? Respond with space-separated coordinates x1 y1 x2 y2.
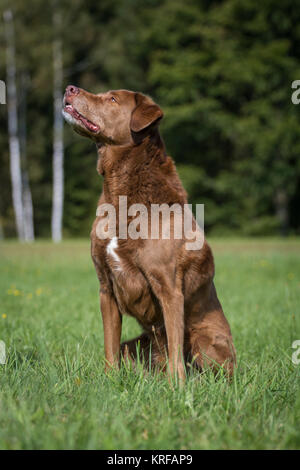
63 86 236 381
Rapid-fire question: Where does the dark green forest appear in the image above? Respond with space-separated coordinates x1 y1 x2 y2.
1 0 300 238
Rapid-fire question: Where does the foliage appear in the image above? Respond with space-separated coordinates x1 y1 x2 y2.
0 0 300 237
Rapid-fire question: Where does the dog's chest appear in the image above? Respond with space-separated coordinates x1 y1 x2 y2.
105 238 159 326
106 237 123 272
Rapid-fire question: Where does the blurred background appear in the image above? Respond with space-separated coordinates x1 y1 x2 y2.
0 0 300 241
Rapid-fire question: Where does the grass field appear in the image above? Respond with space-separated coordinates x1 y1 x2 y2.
0 239 299 450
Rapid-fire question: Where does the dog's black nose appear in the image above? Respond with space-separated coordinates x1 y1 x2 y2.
65 85 79 96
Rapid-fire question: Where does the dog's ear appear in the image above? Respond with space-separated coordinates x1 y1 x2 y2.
130 93 163 133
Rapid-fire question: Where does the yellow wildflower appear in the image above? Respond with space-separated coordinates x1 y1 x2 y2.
260 260 268 267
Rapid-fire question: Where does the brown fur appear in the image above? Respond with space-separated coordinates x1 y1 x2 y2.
63 85 236 382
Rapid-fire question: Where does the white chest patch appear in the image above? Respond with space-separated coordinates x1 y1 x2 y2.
106 237 122 271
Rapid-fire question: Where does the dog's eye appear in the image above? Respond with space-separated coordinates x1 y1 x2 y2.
111 96 117 103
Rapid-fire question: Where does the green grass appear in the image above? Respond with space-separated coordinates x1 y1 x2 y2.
0 239 299 450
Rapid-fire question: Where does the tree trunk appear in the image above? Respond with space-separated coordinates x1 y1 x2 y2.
3 9 25 240
0 80 5 104
274 189 289 237
19 72 35 241
51 8 64 242
0 218 4 240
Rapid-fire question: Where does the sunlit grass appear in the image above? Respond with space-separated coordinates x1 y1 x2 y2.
0 239 299 449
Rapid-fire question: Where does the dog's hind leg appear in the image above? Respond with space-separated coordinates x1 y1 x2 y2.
121 332 151 366
187 323 236 377
121 328 168 370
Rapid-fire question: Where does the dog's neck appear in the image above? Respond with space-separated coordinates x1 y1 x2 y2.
96 130 183 208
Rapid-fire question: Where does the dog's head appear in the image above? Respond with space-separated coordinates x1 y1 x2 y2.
62 86 163 145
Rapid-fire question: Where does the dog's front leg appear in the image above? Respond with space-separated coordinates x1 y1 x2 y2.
100 289 122 372
160 290 185 384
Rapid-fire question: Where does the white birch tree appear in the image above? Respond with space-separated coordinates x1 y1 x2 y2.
3 9 25 240
19 72 35 241
51 5 64 242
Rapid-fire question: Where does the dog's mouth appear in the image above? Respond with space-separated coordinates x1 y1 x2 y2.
63 102 100 133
